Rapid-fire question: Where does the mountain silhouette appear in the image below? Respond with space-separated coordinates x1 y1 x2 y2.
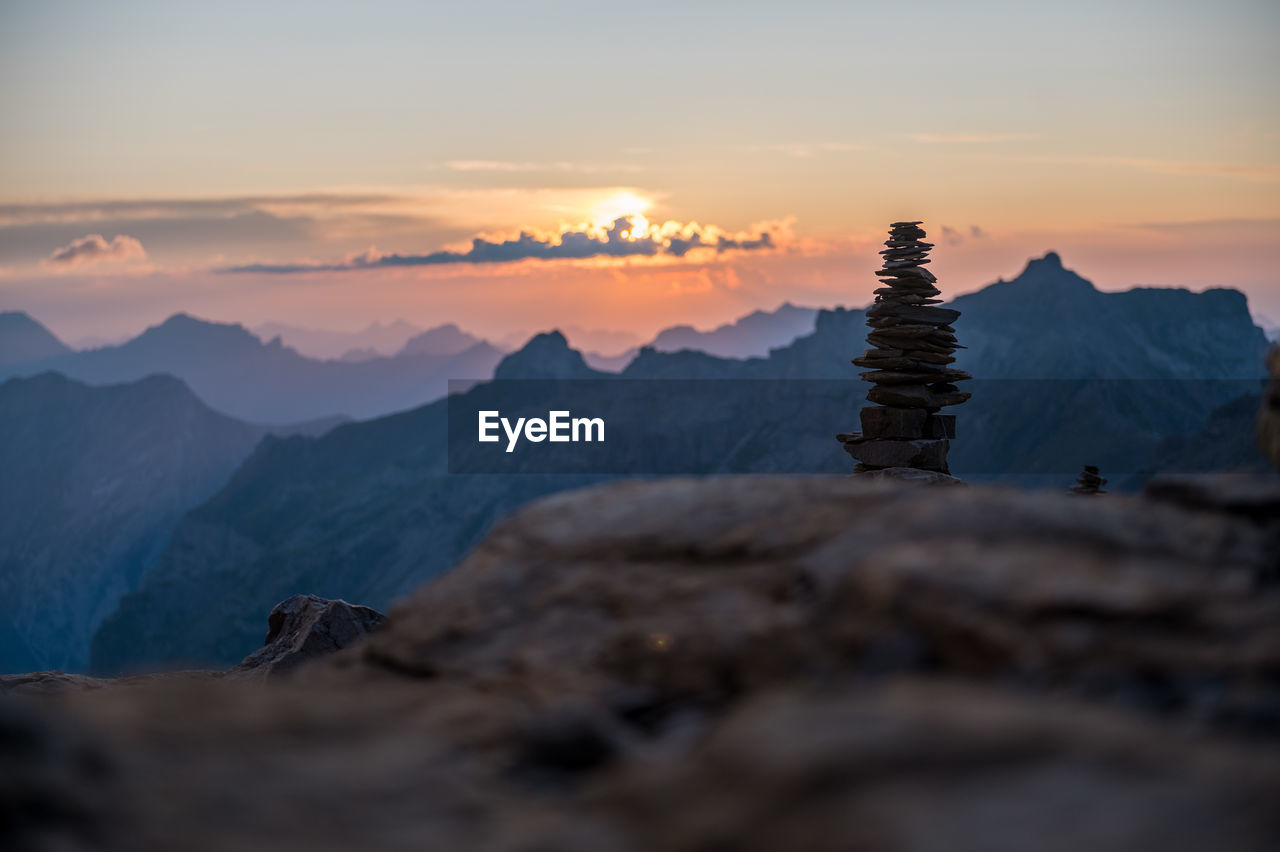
0 313 506 423
89 254 1271 672
0 311 72 367
580 303 818 371
253 319 424 359
648 302 818 358
397 323 486 358
0 372 288 672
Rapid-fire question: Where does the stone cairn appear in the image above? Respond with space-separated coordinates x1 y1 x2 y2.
1069 465 1107 496
838 221 971 474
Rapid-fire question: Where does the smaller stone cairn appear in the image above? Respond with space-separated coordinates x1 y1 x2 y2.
1069 465 1107 496
837 221 970 474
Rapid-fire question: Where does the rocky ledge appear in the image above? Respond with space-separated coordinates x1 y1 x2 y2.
5 475 1280 851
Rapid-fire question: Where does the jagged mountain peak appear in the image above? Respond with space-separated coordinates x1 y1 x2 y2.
494 330 599 380
397 323 485 358
0 310 73 366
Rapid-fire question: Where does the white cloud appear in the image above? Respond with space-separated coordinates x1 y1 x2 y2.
47 234 147 267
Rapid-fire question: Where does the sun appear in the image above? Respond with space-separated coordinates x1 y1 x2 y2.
591 192 651 229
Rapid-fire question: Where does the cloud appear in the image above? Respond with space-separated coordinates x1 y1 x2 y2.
910 133 1034 144
220 216 776 274
47 234 147 267
939 225 988 246
0 193 397 228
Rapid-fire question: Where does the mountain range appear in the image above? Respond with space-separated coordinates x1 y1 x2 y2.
0 314 506 423
0 311 73 367
87 252 1272 673
0 372 342 673
1 305 824 423
253 319 425 360
578 303 818 370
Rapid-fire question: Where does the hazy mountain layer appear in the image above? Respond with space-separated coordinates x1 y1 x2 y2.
0 313 506 423
253 319 424 359
647 301 818 358
91 255 1271 672
0 311 71 367
0 373 271 672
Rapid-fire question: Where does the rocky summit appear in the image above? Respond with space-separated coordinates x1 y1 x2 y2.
841 221 971 477
4 474 1280 852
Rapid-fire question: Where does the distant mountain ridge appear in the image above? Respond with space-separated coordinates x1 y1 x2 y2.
0 313 506 423
253 319 424 359
0 311 71 366
648 302 818 358
397 323 485 358
0 372 288 672
90 253 1272 672
578 303 818 371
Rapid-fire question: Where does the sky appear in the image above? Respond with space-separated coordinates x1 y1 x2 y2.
2 0 1278 347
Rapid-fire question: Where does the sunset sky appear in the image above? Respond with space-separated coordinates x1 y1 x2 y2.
2 0 1278 348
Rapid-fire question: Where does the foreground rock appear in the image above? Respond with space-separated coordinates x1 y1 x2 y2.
5 476 1280 851
230 594 387 680
1 595 386 697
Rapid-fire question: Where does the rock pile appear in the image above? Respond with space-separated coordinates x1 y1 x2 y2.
839 221 970 474
1069 464 1107 495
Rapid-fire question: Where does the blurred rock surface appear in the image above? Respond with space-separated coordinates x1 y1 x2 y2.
5 476 1279 851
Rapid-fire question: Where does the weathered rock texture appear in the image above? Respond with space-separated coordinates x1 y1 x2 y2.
841 221 971 475
5 476 1280 851
230 594 387 680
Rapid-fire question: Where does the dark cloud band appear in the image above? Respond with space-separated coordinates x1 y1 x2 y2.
220 216 775 274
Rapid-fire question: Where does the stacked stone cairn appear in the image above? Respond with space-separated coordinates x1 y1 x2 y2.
1069 465 1107 496
837 221 970 474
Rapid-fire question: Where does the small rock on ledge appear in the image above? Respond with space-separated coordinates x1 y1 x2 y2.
230 594 387 680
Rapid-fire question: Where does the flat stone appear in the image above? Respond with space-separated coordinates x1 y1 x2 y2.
869 384 972 410
847 438 950 471
925 413 956 438
860 369 971 385
867 323 942 339
867 332 957 353
875 286 942 299
904 350 956 365
860 406 926 438
867 304 962 325
853 356 919 369
876 268 937 283
883 259 931 269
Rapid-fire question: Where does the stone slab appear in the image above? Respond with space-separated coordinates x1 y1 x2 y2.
847 438 950 471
